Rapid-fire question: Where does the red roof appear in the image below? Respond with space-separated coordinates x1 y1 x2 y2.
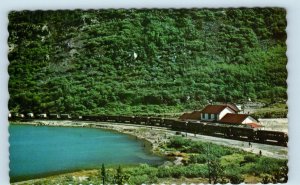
179 111 202 120
219 113 249 124
222 103 240 112
246 123 262 128
201 105 236 114
179 113 191 120
189 111 202 120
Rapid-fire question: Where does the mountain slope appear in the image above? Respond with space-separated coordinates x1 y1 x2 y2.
8 9 287 115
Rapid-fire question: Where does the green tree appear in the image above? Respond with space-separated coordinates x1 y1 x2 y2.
113 165 129 185
100 163 107 185
208 159 224 184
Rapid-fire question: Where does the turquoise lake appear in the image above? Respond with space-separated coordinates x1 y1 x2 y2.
9 124 164 182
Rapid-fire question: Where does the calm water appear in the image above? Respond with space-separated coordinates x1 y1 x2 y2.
9 124 164 182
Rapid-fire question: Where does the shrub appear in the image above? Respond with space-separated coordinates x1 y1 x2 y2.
129 174 157 184
261 174 273 184
157 164 208 179
227 173 245 184
209 145 235 157
171 167 185 178
167 136 190 149
157 166 173 178
250 157 285 175
188 142 206 153
184 164 208 178
221 153 244 167
244 155 257 163
128 164 158 180
167 137 238 158
189 154 207 164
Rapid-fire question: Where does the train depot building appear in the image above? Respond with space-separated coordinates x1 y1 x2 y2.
180 104 261 129
200 104 238 121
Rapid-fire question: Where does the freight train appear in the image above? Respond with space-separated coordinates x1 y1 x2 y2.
9 114 288 147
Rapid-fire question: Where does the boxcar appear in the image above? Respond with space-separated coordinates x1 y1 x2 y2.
149 117 163 126
208 125 228 137
133 116 149 125
48 114 60 119
200 124 220 136
162 118 176 128
82 115 97 121
187 122 206 134
26 113 34 119
37 113 47 119
60 114 71 120
256 130 288 145
228 127 255 140
171 120 188 131
106 115 119 122
118 116 134 123
97 115 109 122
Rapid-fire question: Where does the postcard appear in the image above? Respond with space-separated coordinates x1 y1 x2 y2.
6 7 290 185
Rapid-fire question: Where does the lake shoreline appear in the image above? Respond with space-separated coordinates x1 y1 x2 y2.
9 120 174 184
9 120 172 155
10 120 288 184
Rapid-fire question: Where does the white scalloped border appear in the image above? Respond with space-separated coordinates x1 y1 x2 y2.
1 1 299 185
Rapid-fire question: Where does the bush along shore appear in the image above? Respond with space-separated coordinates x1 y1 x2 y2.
11 121 288 184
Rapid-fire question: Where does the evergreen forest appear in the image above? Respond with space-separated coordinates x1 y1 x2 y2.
8 8 287 116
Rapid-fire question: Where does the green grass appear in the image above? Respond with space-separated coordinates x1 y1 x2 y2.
253 103 287 118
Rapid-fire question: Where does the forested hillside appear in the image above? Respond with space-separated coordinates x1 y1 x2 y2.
8 9 287 115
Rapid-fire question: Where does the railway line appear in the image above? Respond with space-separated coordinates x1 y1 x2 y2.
10 114 288 147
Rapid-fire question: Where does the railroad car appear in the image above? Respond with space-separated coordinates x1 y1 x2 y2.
118 116 135 123
256 130 288 145
162 118 176 128
133 116 149 125
149 117 163 126
228 126 255 140
170 120 188 131
106 115 119 122
37 113 47 119
82 115 100 121
48 114 60 119
26 113 34 119
200 124 220 136
60 114 71 120
187 121 206 134
8 113 23 120
207 124 229 137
